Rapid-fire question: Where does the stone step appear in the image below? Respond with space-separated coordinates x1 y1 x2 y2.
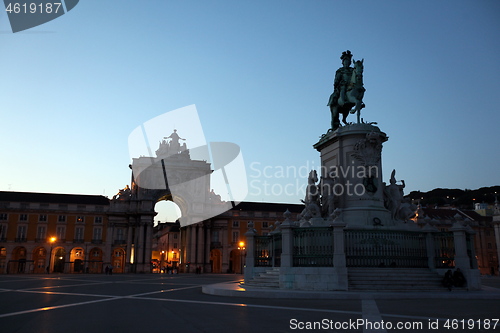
349 275 441 281
259 270 280 276
350 285 443 290
349 276 441 281
349 268 437 273
242 267 280 289
252 276 279 282
348 267 446 291
243 281 279 288
350 282 441 288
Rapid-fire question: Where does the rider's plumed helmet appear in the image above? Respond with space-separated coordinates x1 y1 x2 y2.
340 50 353 61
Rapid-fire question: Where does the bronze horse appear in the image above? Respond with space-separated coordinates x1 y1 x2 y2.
329 59 365 129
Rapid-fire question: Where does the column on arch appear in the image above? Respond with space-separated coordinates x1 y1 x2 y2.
125 222 133 267
137 221 145 270
221 226 228 273
144 220 153 272
197 223 205 271
204 223 212 272
189 225 197 272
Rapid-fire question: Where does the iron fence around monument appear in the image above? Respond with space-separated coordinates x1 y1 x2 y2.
433 232 455 268
254 234 282 267
254 236 272 267
344 229 427 267
292 227 334 267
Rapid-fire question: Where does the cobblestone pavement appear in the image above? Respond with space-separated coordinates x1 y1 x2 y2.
0 274 499 333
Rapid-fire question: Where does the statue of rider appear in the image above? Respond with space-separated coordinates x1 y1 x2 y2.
328 50 354 114
164 129 185 154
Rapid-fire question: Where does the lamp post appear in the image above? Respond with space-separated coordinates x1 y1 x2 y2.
160 251 165 273
238 241 246 274
47 237 56 274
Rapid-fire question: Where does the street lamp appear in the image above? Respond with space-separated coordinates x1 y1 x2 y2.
160 251 165 273
47 237 56 274
237 241 246 274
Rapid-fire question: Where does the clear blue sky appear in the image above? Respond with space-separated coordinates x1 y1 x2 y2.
1 1 499 221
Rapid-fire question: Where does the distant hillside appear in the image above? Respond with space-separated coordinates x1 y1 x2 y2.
406 186 500 209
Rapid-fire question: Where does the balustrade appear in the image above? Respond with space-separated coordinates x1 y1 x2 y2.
249 227 465 270
433 232 455 268
292 227 333 267
345 230 427 267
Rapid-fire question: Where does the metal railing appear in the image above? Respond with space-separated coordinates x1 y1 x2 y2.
254 236 272 267
345 229 427 267
293 227 333 267
434 232 455 268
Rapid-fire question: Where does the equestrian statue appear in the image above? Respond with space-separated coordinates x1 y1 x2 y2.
327 50 366 130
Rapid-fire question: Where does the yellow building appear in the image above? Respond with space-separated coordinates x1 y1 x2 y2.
0 191 112 274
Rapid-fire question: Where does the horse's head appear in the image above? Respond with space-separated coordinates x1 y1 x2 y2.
353 59 364 74
351 59 364 85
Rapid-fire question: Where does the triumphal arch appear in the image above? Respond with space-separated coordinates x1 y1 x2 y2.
108 131 233 273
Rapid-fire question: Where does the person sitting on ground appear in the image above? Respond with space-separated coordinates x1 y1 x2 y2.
453 268 466 288
442 269 453 291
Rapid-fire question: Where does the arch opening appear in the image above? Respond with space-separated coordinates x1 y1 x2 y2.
154 200 182 225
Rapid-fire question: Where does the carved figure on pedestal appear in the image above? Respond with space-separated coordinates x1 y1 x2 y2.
327 50 366 130
384 170 404 220
208 189 223 204
113 185 131 200
299 170 321 219
397 201 418 222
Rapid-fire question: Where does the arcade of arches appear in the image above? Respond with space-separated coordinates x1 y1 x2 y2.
0 245 122 274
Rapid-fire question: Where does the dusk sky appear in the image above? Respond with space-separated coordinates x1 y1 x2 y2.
1 1 499 221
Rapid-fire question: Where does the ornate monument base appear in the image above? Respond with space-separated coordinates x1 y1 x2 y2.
243 123 480 291
313 123 395 228
243 51 480 292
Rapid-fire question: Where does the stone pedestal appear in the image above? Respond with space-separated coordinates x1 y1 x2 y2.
314 123 392 228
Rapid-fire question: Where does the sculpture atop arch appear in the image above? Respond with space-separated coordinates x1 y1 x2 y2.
156 129 188 157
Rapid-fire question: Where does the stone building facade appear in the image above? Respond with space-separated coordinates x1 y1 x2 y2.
1 189 498 276
179 202 302 274
0 191 113 274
